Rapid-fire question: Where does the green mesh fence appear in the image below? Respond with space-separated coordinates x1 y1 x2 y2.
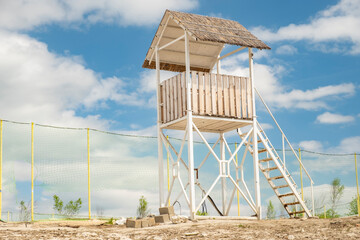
0 119 359 221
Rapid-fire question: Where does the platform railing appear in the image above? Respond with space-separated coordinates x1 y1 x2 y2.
160 71 253 124
255 87 315 216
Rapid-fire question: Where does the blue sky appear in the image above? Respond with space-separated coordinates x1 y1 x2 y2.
0 0 359 218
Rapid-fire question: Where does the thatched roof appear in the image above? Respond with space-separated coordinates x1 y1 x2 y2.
143 10 270 72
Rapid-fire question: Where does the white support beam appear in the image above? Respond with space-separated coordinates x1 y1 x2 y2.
185 31 196 220
192 123 220 162
149 16 170 65
158 34 185 51
249 47 261 219
220 133 227 215
159 48 216 59
156 47 164 207
218 46 246 61
197 136 221 170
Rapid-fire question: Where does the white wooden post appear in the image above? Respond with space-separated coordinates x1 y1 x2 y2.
156 47 164 207
220 133 227 215
249 47 261 219
185 31 196 219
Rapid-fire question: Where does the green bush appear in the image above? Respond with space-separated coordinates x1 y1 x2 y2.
53 195 82 218
266 200 276 219
137 196 150 219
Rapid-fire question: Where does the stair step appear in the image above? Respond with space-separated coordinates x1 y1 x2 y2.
278 192 295 198
268 175 284 181
258 149 267 154
261 166 278 172
259 158 272 163
284 202 300 206
273 184 290 189
289 210 306 215
239 133 249 138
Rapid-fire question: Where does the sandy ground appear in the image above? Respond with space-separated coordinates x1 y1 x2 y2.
0 217 360 239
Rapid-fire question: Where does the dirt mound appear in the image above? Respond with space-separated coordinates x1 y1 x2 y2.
0 217 359 239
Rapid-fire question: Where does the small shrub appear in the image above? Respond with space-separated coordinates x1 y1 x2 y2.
19 201 31 222
196 210 208 216
347 196 359 216
64 198 82 217
53 195 63 215
137 196 150 219
266 200 276 219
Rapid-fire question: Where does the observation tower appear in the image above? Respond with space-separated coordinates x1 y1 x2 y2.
142 10 313 219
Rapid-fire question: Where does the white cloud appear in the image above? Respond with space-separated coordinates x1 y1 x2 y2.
220 51 355 111
139 70 177 93
299 140 324 152
316 112 355 124
332 136 360 153
252 0 360 54
0 0 198 31
0 30 152 128
275 45 298 55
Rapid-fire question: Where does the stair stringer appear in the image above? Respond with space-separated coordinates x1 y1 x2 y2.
257 129 312 217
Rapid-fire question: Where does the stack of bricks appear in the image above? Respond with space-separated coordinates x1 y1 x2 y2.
155 206 175 223
125 206 175 228
125 217 156 228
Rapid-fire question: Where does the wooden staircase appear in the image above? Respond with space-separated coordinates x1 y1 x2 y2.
239 123 312 218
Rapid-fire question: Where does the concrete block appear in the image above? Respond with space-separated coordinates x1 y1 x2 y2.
159 206 175 215
155 214 170 223
126 219 141 228
141 219 149 228
147 217 156 226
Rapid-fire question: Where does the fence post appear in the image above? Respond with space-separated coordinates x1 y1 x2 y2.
355 153 360 217
0 120 2 220
87 128 91 220
31 122 34 221
324 205 326 219
236 142 240 216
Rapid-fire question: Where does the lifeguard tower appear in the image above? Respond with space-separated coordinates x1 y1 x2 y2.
142 10 314 219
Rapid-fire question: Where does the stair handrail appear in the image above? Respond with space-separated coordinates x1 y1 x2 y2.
255 88 314 185
256 121 297 187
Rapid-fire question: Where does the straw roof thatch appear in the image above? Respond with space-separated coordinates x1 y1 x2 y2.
143 10 270 72
169 10 270 50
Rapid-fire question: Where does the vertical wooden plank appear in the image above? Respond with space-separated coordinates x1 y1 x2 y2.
223 75 230 116
205 73 211 115
173 76 178 120
217 74 223 115
199 72 204 115
211 73 217 115
161 84 165 123
177 74 182 118
229 76 235 117
182 73 186 116
235 76 241 118
246 77 253 118
191 71 198 115
166 79 170 121
169 76 174 121
240 77 247 118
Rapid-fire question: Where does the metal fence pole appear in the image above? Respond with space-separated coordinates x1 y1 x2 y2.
0 120 2 220
355 153 360 217
31 122 34 221
87 128 91 220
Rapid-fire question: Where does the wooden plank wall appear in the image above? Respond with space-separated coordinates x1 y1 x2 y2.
160 71 253 124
